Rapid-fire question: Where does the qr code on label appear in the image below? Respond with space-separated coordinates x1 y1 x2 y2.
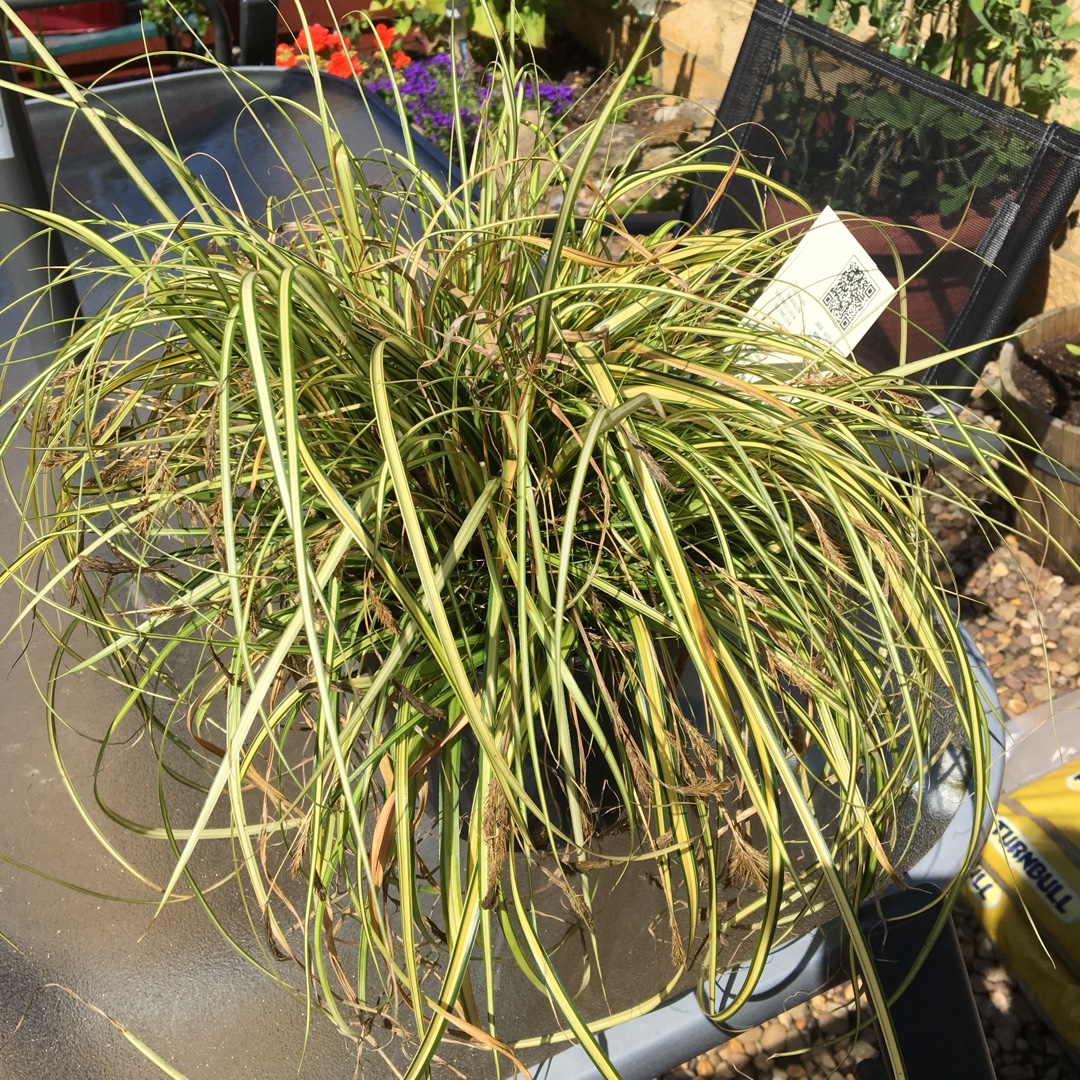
822 258 878 331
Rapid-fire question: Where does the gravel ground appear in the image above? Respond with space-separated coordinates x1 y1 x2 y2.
661 902 1080 1080
930 366 1080 720
658 365 1080 1079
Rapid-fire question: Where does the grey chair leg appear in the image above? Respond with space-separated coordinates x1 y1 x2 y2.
858 890 996 1080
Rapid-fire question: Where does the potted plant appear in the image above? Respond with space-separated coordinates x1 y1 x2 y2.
997 305 1080 582
0 7 1057 1077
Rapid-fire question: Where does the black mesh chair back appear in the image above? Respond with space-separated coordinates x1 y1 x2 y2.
686 0 1080 398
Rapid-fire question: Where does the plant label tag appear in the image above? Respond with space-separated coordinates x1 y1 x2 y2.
0 99 14 160
742 206 896 370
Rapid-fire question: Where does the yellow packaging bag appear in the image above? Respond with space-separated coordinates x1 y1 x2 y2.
964 758 1080 1056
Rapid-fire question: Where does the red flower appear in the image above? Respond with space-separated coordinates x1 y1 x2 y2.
324 31 351 50
275 43 297 67
374 22 395 50
391 49 411 69
325 49 363 78
295 23 330 52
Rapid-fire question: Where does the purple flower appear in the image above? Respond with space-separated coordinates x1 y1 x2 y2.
364 52 576 155
514 79 575 117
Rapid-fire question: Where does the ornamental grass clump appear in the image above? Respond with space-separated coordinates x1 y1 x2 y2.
0 7 1033 1078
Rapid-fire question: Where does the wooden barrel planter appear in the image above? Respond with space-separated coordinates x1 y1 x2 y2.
999 305 1080 583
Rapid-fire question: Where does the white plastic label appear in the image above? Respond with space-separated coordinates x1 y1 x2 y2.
0 98 13 160
742 205 896 369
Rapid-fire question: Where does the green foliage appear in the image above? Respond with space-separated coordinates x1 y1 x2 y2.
391 0 560 47
465 0 557 46
789 0 1080 120
390 0 445 41
143 0 209 40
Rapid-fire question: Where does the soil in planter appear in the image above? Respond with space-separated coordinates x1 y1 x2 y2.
1013 335 1080 423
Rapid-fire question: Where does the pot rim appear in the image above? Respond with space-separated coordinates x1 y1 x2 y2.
1000 305 1080 432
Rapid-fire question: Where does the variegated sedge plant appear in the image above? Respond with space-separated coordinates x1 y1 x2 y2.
0 4 1023 1077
